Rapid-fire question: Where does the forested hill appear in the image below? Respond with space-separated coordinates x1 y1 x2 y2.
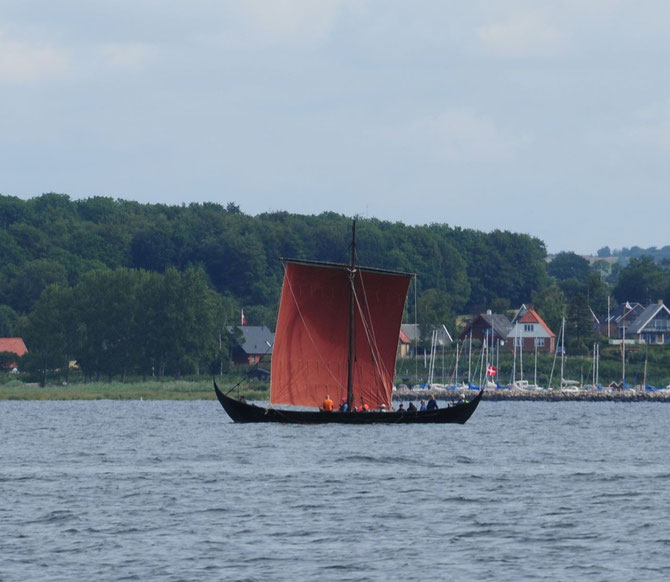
597 244 670 262
3 193 670 379
0 193 548 326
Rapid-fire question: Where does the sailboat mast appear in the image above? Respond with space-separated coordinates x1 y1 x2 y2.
519 331 524 383
622 325 626 384
468 332 472 384
560 317 565 387
592 342 596 389
346 219 357 408
512 326 517 384
455 341 460 385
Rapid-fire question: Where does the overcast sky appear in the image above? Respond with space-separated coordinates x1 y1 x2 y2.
2 1 669 254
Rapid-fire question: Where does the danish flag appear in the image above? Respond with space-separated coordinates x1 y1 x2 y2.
486 365 497 377
241 309 247 326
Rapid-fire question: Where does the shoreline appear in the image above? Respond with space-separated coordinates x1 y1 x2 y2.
0 380 247 401
2 381 670 402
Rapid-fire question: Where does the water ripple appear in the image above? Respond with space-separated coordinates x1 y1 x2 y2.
1 400 669 581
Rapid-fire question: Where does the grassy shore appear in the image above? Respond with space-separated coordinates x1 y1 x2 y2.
0 379 270 401
4 378 669 402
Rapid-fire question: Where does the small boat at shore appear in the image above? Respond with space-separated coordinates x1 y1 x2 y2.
214 220 483 425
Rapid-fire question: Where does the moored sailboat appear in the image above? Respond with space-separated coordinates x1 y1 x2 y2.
214 220 483 424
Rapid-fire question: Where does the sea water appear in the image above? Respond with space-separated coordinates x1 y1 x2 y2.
1 399 669 581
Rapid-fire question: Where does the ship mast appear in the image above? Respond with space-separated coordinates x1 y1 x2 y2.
346 219 357 409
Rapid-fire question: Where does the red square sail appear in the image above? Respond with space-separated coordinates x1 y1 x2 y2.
270 262 412 409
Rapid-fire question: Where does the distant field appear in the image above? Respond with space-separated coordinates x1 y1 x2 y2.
0 379 270 401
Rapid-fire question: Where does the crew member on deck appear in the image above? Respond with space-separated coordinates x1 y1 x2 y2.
426 394 438 410
322 394 334 412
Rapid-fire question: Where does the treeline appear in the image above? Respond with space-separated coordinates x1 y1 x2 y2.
597 244 670 262
2 193 670 382
0 193 549 325
18 268 237 385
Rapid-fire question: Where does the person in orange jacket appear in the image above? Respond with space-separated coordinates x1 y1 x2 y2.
322 394 334 412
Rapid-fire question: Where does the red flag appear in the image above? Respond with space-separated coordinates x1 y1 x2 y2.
241 309 247 326
486 364 497 377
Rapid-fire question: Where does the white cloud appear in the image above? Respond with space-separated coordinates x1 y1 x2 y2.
587 101 670 153
226 0 362 47
98 43 158 71
475 12 562 57
408 108 534 164
624 102 670 150
0 30 69 84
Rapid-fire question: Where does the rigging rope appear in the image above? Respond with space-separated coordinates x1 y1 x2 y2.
352 279 391 400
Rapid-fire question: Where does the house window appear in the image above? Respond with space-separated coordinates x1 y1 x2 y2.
535 338 545 347
515 337 522 347
524 324 534 332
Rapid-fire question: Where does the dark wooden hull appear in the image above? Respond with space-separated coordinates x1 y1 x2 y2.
214 380 483 424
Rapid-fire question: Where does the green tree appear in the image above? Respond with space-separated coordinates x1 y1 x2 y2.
0 351 18 370
558 277 587 301
417 288 455 340
0 305 18 336
203 229 268 302
590 259 613 281
490 298 510 313
72 269 151 380
6 259 69 313
0 194 28 228
143 267 223 377
76 196 122 223
586 271 609 318
565 293 594 354
548 252 590 282
613 256 667 304
531 284 567 335
18 285 72 385
443 227 547 311
0 229 25 268
8 223 49 260
131 227 176 272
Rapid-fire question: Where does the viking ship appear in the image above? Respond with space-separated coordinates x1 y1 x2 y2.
214 220 483 424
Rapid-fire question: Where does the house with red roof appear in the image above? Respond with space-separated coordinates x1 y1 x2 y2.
398 327 412 358
507 305 556 353
0 337 28 370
